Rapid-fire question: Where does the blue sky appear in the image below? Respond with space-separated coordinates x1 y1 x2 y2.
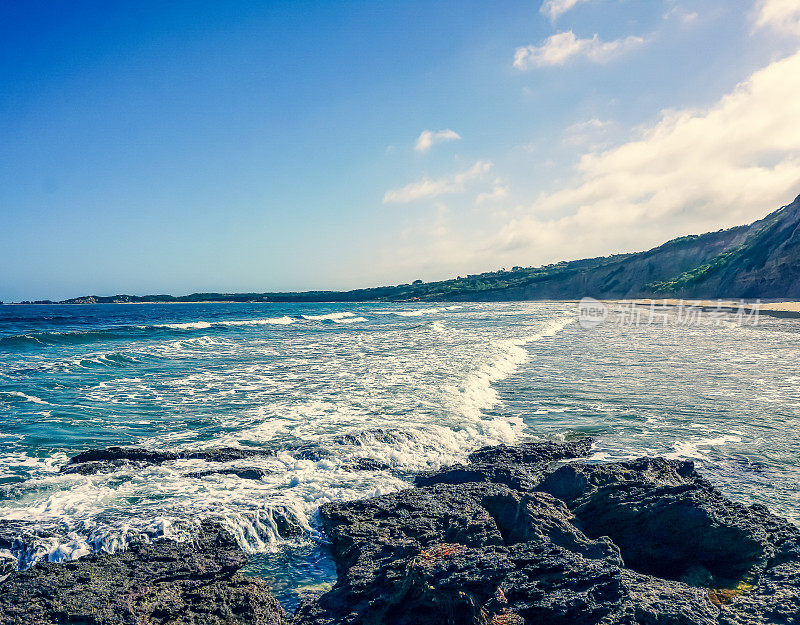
2 0 800 300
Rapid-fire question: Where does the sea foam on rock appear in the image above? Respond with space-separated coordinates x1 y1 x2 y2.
0 520 285 624
294 438 800 625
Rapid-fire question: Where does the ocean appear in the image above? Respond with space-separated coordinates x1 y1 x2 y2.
1 301 798 606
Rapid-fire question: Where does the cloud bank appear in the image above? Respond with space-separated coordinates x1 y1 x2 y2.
495 49 800 260
756 0 800 34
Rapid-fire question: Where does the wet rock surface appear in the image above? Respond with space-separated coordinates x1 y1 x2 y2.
59 437 402 477
5 437 800 624
0 520 285 624
60 446 276 476
295 438 800 625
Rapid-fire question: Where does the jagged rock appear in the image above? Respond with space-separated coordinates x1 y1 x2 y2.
0 521 284 625
60 458 133 475
415 437 593 491
467 438 594 465
538 459 769 583
66 446 180 465
294 439 800 625
185 448 274 463
538 458 800 623
61 432 412 478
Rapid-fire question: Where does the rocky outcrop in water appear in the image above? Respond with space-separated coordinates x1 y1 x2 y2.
59 434 405 477
0 520 285 625
60 445 276 475
294 439 800 625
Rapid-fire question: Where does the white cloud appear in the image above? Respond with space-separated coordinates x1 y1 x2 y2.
540 0 590 21
476 182 509 205
513 31 645 69
755 0 800 35
494 50 800 260
663 6 699 24
562 118 614 147
383 160 492 204
414 129 462 152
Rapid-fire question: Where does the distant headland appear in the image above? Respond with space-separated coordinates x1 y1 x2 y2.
15 195 800 305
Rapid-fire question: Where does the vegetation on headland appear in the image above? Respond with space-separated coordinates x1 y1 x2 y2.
645 214 787 294
27 255 632 305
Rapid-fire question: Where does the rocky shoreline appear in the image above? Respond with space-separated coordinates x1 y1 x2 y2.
2 438 798 624
0 519 285 625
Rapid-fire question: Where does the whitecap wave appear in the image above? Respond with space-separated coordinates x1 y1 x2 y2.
153 317 294 330
332 316 368 324
396 307 446 317
220 316 294 326
0 391 50 405
445 317 573 439
301 312 355 321
153 321 213 330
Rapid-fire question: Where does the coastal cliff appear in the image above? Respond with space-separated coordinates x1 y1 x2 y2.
2 438 798 624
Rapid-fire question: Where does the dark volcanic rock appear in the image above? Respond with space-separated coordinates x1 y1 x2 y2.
60 445 275 475
294 439 800 625
67 446 180 465
185 466 273 480
19 438 800 624
185 447 274 462
538 459 768 583
415 437 593 491
0 521 284 625
467 438 594 465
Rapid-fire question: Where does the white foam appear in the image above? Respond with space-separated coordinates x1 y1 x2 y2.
532 407 570 414
332 316 368 324
396 307 446 317
1 391 50 405
0 306 580 570
301 312 355 321
221 316 295 326
446 317 572 425
394 305 462 317
664 434 743 460
153 317 295 330
155 321 212 330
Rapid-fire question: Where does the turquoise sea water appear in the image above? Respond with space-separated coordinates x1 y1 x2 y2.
1 302 798 606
